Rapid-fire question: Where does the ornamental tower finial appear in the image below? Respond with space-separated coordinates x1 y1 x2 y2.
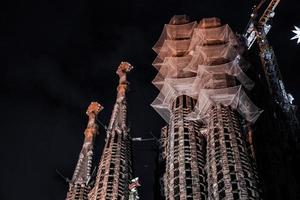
116 62 133 97
66 102 103 200
89 62 134 200
84 102 103 139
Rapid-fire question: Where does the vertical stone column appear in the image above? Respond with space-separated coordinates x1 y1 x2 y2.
206 105 260 200
165 95 207 200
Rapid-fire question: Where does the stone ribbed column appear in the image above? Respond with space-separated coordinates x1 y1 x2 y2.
164 95 207 200
206 105 260 200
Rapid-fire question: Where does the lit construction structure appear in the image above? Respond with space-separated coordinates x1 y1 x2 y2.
66 102 103 200
152 16 262 199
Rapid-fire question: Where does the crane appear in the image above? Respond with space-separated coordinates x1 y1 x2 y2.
244 0 280 49
244 0 299 134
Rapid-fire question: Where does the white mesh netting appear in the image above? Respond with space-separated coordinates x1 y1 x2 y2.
184 43 239 72
151 77 197 122
151 17 262 124
198 17 221 29
188 24 238 49
191 56 255 90
152 26 239 70
187 86 263 123
158 40 191 58
153 21 197 54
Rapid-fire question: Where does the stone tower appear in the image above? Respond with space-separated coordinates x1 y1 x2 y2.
89 62 133 200
66 102 103 200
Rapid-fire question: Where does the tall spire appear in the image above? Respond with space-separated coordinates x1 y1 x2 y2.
89 62 134 200
116 62 133 99
66 102 103 200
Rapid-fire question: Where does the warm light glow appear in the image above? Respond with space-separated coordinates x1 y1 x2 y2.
291 26 300 44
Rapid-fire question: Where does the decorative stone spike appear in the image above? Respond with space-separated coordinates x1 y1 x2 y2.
66 102 103 200
89 62 134 200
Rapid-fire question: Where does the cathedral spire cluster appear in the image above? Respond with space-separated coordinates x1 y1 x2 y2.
65 62 139 200
64 3 299 198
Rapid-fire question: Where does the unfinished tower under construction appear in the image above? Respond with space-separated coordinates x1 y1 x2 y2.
152 16 262 199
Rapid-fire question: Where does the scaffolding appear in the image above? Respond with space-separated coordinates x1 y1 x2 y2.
152 16 262 199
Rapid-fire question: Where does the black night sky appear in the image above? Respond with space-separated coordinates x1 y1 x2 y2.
1 0 300 199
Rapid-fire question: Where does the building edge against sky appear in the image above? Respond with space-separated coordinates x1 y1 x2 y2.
64 1 300 199
153 4 300 199
65 62 140 200
66 102 103 200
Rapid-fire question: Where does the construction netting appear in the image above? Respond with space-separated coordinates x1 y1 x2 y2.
188 24 238 49
151 16 262 124
152 56 195 89
151 77 197 122
184 43 239 72
191 56 255 90
153 55 254 90
153 21 197 54
152 39 191 70
187 85 263 123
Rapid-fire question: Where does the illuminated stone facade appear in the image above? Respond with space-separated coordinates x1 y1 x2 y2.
89 62 133 200
66 102 103 200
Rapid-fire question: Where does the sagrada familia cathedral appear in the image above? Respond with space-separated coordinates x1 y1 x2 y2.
63 0 299 199
65 62 140 200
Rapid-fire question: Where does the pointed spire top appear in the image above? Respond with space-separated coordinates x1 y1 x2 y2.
85 102 103 138
116 61 133 78
86 102 103 116
116 62 133 96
